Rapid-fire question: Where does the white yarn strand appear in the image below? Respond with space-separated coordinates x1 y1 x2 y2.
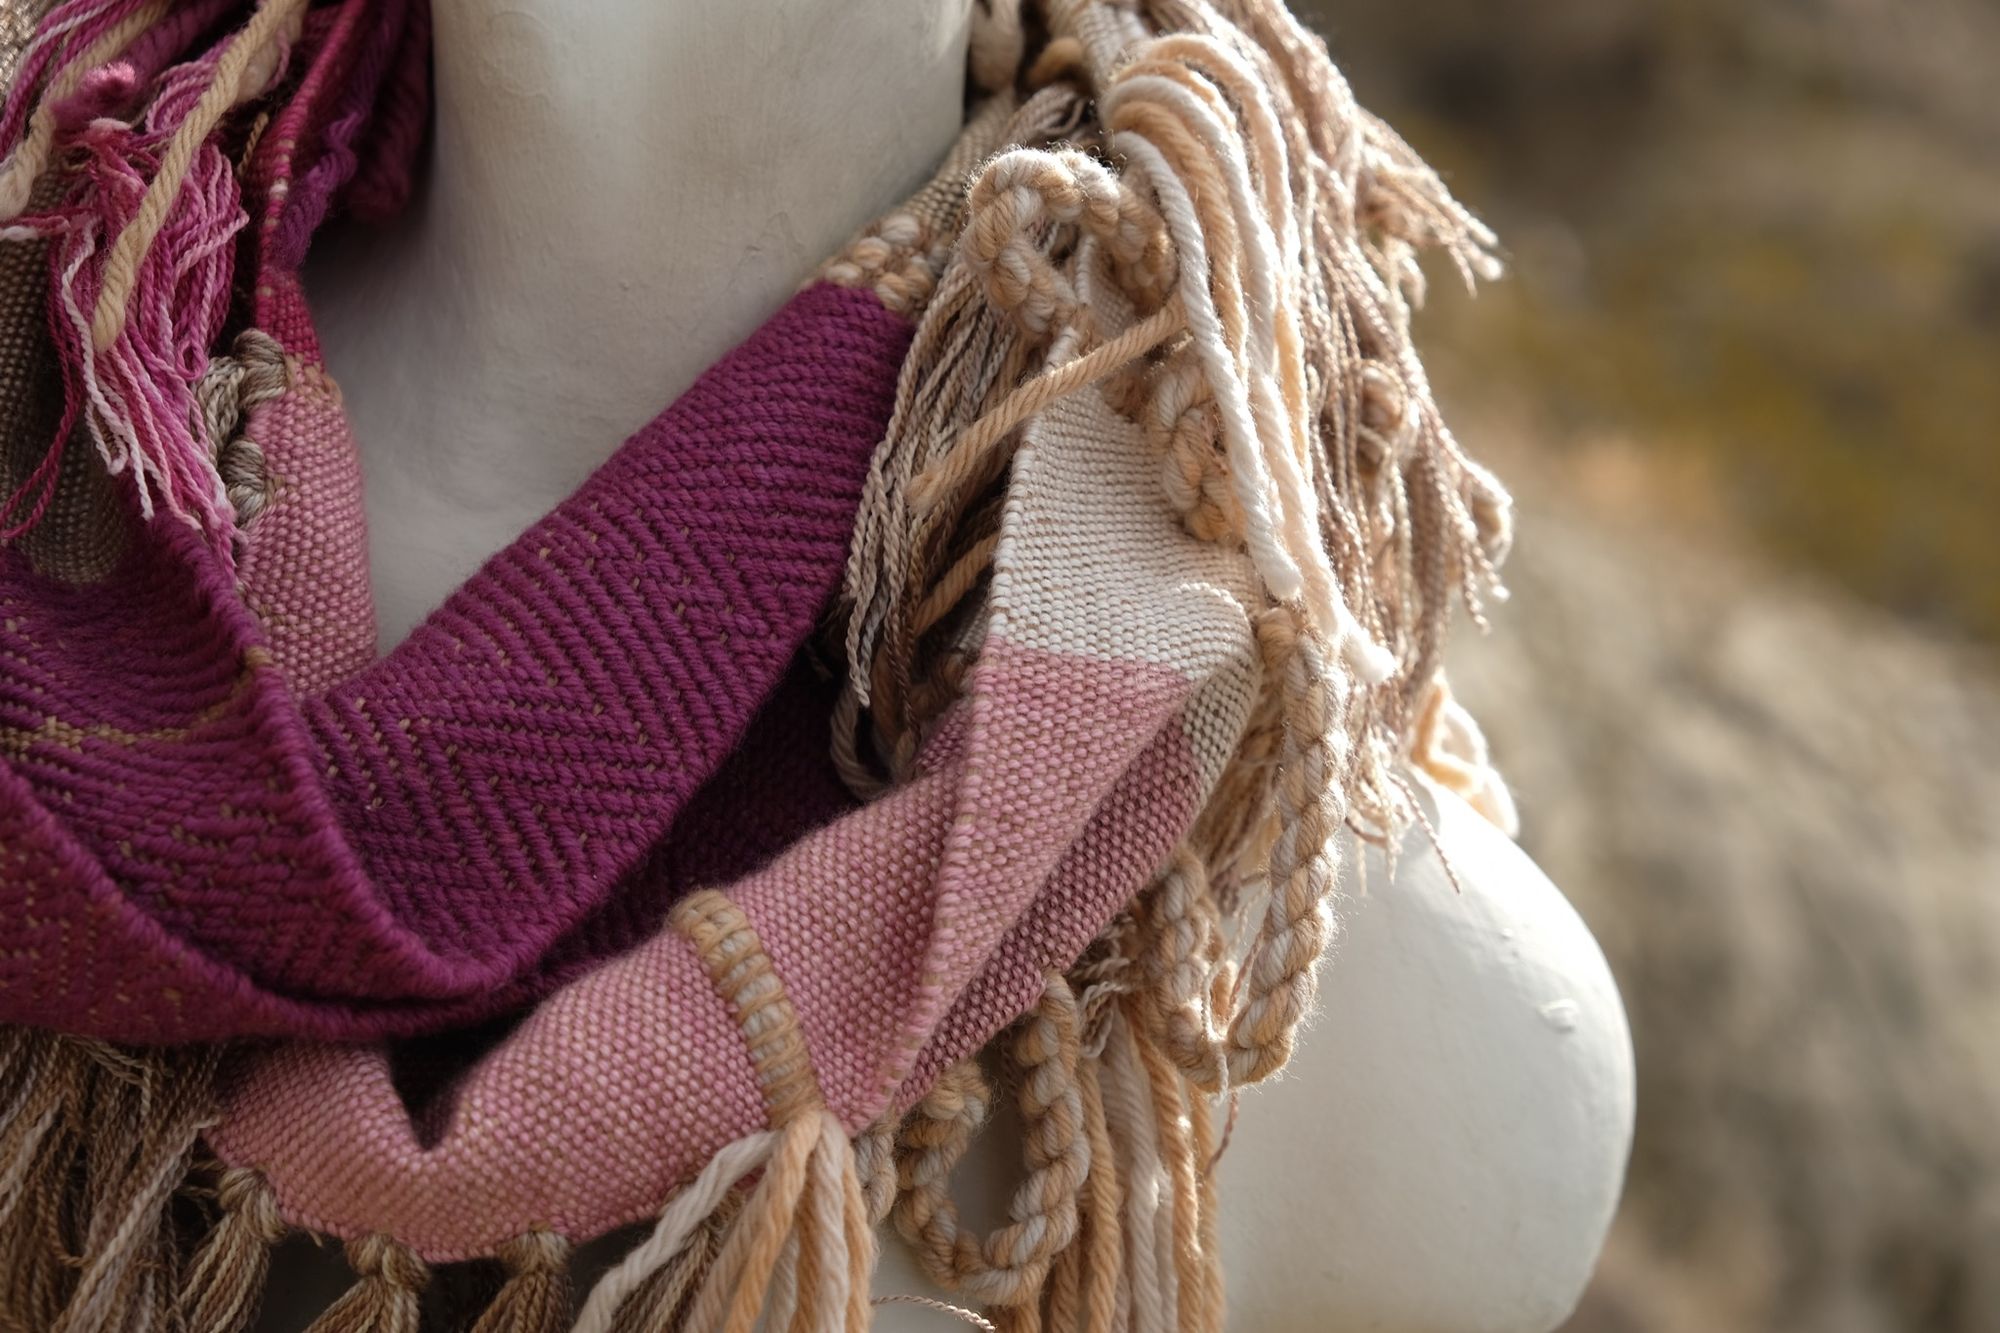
571 1128 778 1333
1115 134 1300 603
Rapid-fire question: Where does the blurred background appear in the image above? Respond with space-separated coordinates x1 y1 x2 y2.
1294 2 2000 1330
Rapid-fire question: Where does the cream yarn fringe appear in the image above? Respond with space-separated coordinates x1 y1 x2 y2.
0 1 1513 1329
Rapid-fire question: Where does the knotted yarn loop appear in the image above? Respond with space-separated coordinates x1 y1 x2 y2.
469 1229 575 1333
350 1232 429 1290
961 147 1174 340
1145 347 1242 544
300 1233 430 1333
892 974 1090 1308
178 1167 288 1333
672 888 825 1130
660 889 877 1333
193 327 288 530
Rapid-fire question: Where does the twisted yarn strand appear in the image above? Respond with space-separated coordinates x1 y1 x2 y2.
89 0 307 352
604 1198 735 1333
655 889 878 1333
1097 1012 1168 1332
572 1131 777 1333
1077 1054 1125 1333
909 296 1184 516
301 1234 430 1333
1129 1011 1219 1333
177 1167 286 1333
468 1230 573 1333
894 977 1090 1308
1138 850 1234 1092
1225 612 1346 1085
1107 48 1395 681
683 1112 820 1333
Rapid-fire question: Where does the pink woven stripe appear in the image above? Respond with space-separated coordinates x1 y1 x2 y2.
232 276 376 693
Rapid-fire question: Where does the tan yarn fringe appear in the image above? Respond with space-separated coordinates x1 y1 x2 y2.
891 980 1089 1308
468 1231 575 1333
295 1234 428 1333
0 1031 219 1333
813 1 1522 1311
174 1166 281 1333
836 0 1509 812
579 968 1235 1333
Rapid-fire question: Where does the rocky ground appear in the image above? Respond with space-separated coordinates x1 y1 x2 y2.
1452 443 2000 1332
1296 1 2000 1328
1320 0 2000 639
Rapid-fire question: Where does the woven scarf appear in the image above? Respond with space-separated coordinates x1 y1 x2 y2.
0 1 1517 1329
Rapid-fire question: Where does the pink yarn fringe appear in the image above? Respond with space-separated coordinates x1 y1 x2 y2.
0 3 304 543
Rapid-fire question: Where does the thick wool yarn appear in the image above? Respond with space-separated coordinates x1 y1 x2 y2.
0 0 1517 1329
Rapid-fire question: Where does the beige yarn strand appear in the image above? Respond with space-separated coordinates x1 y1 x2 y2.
300 1234 430 1333
1224 613 1346 1085
682 1112 821 1333
88 0 309 352
468 1230 573 1333
894 977 1090 1309
573 1131 776 1333
1129 1012 1220 1333
1077 1056 1124 1333
177 1167 287 1333
909 297 1185 516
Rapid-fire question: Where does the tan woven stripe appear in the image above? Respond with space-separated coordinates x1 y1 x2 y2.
0 646 273 759
669 889 823 1129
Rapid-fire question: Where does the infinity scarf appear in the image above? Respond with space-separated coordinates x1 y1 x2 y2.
0 1 1516 1329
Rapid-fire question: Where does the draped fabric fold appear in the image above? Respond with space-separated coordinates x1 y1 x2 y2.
1 279 909 1041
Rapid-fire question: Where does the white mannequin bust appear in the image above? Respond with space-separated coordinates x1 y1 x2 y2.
303 3 1634 1329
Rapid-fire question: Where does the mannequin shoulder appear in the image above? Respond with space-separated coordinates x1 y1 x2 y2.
1218 779 1635 1331
873 781 1633 1331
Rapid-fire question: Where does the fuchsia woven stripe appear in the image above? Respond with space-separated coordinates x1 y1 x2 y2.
0 281 911 1042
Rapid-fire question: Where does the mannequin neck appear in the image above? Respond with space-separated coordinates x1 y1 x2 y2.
305 0 969 648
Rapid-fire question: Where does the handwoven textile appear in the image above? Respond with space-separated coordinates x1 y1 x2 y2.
209 381 1262 1257
0 0 1521 1327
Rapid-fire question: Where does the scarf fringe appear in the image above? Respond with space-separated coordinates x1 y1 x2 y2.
571 970 1235 1333
0 1004 1221 1333
179 1167 285 1333
837 0 1511 838
2 775 1371 1333
0 1030 218 1333
835 85 1092 784
469 1232 576 1333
